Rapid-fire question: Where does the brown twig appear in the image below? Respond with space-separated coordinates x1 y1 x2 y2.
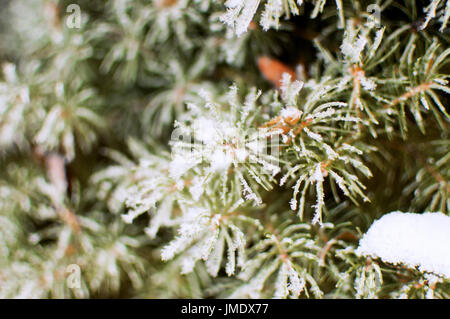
383 82 433 109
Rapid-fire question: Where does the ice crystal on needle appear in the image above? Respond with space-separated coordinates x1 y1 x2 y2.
169 85 281 205
160 193 254 277
220 0 304 36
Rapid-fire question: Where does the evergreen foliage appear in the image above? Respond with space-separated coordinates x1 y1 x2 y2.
0 0 449 298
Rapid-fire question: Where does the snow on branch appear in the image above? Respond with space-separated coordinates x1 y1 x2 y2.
356 211 450 278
